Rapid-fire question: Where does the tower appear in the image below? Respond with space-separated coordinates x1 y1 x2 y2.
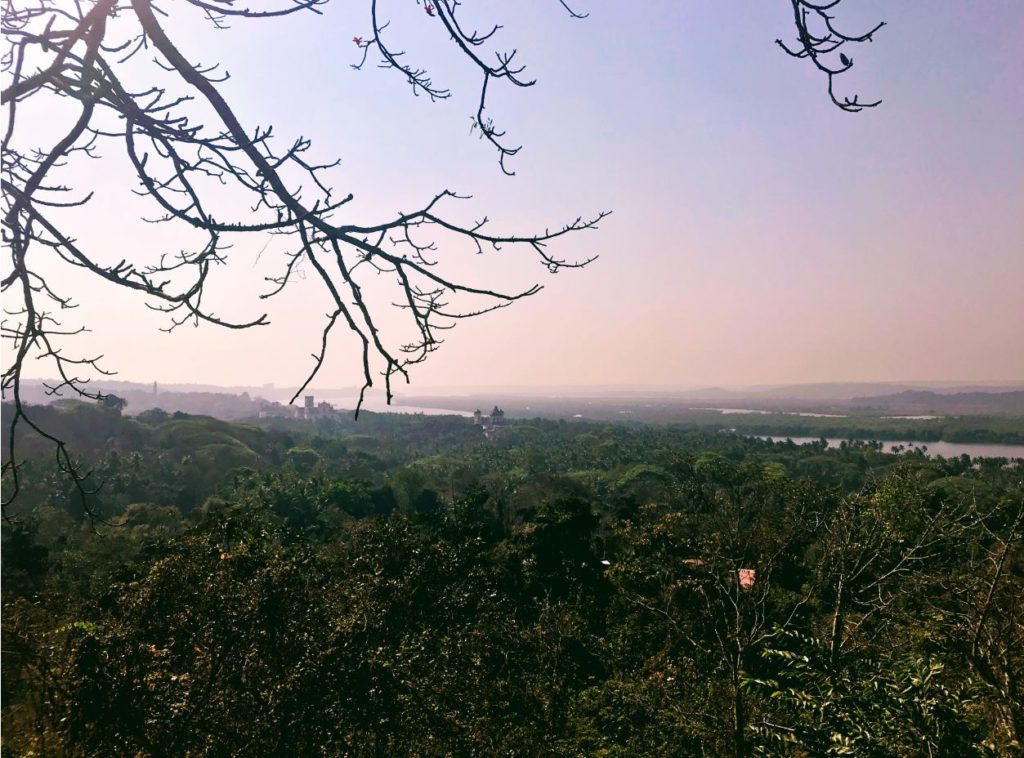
304 395 315 419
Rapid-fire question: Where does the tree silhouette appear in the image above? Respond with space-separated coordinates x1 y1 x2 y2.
777 0 885 112
1 0 883 511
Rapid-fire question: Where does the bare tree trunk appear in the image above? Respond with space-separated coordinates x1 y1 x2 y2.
829 574 846 676
732 660 747 758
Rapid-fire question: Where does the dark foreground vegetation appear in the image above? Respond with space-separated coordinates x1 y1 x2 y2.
2 401 1022 756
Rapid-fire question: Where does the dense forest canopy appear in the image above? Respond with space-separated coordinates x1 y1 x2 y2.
3 402 1022 755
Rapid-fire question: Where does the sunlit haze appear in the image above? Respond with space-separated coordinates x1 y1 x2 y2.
14 1 1024 393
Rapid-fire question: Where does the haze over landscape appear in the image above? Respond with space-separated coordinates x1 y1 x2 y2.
14 1 1024 392
4 1 1024 755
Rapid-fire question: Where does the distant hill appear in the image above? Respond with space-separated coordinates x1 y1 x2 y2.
851 390 1024 415
695 383 1024 401
707 383 918 401
16 380 277 420
16 379 1024 422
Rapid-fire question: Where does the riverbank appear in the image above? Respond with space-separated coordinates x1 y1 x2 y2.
400 394 1024 445
753 435 1024 461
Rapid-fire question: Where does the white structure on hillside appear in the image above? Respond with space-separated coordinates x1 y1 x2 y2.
257 395 336 420
300 395 336 420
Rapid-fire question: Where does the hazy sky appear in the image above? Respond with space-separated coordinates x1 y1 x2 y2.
13 1 1024 393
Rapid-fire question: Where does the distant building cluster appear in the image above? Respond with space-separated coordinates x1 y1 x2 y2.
258 394 336 420
474 405 509 439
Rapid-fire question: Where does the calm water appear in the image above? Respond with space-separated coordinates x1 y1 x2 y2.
756 436 1024 460
695 407 849 418
321 395 472 417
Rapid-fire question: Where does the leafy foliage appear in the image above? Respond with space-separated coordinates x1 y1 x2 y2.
3 406 1022 755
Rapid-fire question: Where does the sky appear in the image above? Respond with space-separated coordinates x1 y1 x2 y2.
10 0 1024 394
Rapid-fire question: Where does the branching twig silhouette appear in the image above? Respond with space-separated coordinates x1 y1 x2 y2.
776 0 885 112
1 0 604 514
2 0 885 515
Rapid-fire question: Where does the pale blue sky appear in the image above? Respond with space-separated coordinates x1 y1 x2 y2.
15 1 1024 391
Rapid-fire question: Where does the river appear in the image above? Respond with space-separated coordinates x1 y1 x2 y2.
318 394 473 417
315 394 1023 458
755 436 1024 460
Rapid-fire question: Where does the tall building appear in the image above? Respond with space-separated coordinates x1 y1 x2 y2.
304 395 315 419
474 405 508 439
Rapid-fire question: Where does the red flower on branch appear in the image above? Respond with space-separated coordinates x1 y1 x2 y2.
424 3 435 16
352 36 363 45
